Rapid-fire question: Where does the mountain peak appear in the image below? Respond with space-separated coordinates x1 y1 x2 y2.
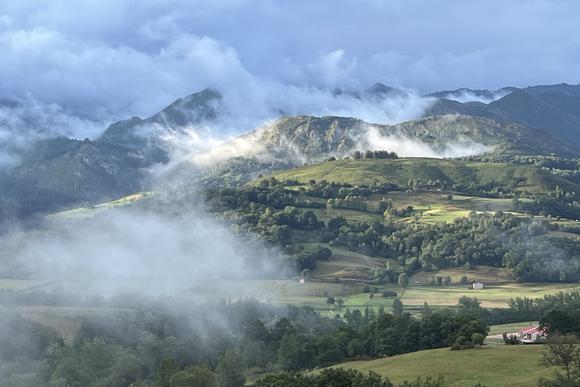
364 82 402 97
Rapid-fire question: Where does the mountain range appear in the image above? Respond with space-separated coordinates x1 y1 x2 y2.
2 82 580 217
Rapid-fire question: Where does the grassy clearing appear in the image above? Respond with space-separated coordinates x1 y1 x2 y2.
49 192 152 219
272 158 580 195
1 305 136 343
400 283 580 308
329 345 553 387
293 242 400 280
308 207 382 223
0 279 53 290
410 265 514 285
415 204 471 224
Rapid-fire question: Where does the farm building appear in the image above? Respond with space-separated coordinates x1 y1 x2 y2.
472 282 484 290
518 326 546 344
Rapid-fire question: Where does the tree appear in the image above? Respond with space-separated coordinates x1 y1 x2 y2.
392 298 404 316
169 365 217 387
253 373 311 387
422 302 432 318
540 335 580 386
398 273 409 288
541 310 580 336
157 357 179 387
326 296 336 305
457 296 481 310
353 151 363 160
277 335 303 370
216 349 246 387
336 298 345 308
471 333 485 346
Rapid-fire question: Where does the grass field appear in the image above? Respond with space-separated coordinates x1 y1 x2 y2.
48 192 152 220
272 158 580 195
295 242 401 281
400 282 580 308
289 184 538 227
410 266 514 285
329 346 553 386
0 305 136 343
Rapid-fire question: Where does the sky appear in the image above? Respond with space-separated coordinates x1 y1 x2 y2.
0 0 579 121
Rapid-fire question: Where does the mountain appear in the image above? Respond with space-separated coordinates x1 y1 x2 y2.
428 87 517 102
524 83 580 97
425 86 580 147
4 82 580 219
363 82 406 99
98 88 222 162
0 137 146 217
237 114 580 162
332 82 405 100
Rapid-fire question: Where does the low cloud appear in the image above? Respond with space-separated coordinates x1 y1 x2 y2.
0 204 282 296
0 97 109 169
438 89 511 104
364 125 490 158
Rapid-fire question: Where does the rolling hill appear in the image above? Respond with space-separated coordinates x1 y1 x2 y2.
328 346 552 387
270 158 580 196
3 82 580 220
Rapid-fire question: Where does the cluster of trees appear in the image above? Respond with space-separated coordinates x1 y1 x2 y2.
0 297 488 387
329 212 579 282
299 180 398 199
285 245 332 271
461 154 580 185
327 196 368 211
352 150 399 160
428 276 453 286
254 368 446 387
406 178 448 191
515 194 580 220
208 181 580 283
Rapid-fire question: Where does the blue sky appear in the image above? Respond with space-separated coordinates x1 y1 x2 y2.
0 0 579 118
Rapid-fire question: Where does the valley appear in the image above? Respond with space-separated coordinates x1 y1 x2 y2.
3 82 580 386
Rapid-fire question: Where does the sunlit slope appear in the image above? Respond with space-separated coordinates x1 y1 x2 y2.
271 158 580 195
329 346 552 387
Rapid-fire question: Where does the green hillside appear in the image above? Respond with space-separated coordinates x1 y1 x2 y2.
271 158 580 195
329 346 553 387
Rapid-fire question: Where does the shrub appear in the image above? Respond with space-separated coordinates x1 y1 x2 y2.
471 333 485 345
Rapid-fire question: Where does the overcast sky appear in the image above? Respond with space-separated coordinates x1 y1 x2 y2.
1 0 579 118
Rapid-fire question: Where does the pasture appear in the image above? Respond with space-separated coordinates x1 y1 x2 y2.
329 345 553 387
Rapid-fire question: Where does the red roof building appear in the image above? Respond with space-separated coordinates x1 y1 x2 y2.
517 326 546 344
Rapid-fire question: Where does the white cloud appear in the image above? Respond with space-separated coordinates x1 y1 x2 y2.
364 125 490 158
0 206 281 295
0 0 578 122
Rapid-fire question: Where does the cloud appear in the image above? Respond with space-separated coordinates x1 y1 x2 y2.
364 125 490 158
0 97 108 169
0 0 579 123
0 205 283 296
437 89 511 104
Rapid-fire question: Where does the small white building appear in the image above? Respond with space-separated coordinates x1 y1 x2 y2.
472 282 484 290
